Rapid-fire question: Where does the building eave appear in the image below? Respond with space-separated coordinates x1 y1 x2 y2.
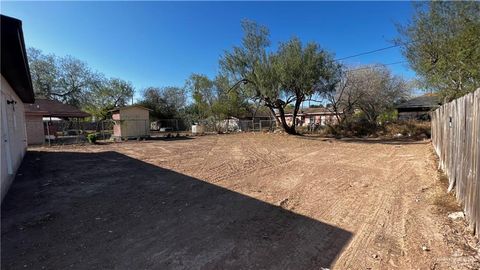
1 15 34 103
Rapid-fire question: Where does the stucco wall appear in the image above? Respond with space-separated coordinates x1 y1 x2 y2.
1 75 28 201
284 114 338 127
25 115 44 145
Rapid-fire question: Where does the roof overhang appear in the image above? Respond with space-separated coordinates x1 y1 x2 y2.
24 99 91 118
277 112 341 116
1 15 34 103
109 105 153 113
25 111 90 118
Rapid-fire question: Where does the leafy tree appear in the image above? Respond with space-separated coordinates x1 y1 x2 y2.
185 73 248 131
27 47 98 107
56 56 97 106
221 20 340 134
274 38 341 133
28 47 138 120
140 87 164 120
212 74 248 131
27 48 58 99
84 78 135 120
396 1 480 101
185 74 215 122
220 21 282 128
139 86 186 120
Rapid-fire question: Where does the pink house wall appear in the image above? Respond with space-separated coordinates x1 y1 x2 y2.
281 113 339 127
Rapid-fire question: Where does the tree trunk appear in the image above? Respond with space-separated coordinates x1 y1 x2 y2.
276 106 297 135
225 117 230 133
291 97 303 128
267 106 281 127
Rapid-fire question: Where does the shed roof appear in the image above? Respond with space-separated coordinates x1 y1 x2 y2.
25 99 90 118
1 15 34 103
109 105 152 113
395 94 442 109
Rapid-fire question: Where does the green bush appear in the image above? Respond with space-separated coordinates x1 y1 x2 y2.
87 133 97 144
324 120 378 137
378 110 398 124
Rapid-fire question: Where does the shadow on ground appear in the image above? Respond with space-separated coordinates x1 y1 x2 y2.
337 137 429 145
2 150 352 269
147 135 194 141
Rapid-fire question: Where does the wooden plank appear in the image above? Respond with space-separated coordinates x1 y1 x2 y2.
431 88 480 237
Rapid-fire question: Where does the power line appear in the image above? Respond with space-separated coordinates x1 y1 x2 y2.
330 41 413 63
334 44 401 61
345 61 408 72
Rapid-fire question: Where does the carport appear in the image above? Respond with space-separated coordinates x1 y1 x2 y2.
24 99 90 145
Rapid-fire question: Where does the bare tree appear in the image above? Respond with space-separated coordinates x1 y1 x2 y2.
351 65 411 125
315 65 411 129
316 69 361 126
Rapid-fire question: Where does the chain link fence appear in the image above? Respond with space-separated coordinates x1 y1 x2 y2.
39 119 115 145
150 119 182 131
238 120 277 132
38 117 278 145
43 119 87 145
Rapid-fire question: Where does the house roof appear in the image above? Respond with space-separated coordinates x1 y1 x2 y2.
280 106 336 116
25 99 90 118
1 15 34 103
303 107 332 114
109 105 152 113
395 93 442 109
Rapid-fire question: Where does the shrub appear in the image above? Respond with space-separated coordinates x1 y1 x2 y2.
295 126 309 134
87 133 97 144
378 110 398 124
348 119 379 137
321 119 431 139
384 120 431 138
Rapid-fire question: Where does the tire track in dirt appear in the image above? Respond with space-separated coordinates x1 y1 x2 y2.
332 145 410 268
183 136 320 187
37 134 478 269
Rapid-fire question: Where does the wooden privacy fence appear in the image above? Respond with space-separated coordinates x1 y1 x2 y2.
431 88 480 236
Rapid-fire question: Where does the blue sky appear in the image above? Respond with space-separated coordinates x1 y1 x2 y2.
2 1 416 99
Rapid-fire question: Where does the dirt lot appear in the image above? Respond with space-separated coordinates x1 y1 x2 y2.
2 133 479 269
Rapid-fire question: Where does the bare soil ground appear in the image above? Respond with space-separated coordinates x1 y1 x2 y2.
2 133 479 269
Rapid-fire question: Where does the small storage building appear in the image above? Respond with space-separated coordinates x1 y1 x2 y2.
111 105 151 140
24 99 90 145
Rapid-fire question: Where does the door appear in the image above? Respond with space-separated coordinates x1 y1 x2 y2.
1 94 13 175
